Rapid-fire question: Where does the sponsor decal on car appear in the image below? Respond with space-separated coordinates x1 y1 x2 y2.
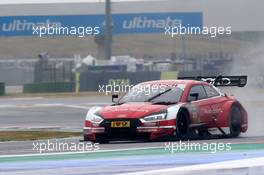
111 121 130 128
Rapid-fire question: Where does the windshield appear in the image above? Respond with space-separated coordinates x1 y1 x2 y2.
118 84 183 104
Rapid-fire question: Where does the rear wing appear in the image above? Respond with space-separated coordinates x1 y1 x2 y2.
178 75 247 87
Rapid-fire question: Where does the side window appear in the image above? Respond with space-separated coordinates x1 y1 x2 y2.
204 85 220 98
188 85 207 101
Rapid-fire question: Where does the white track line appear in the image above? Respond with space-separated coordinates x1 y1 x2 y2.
121 157 264 175
33 103 64 107
0 126 63 130
0 105 16 108
0 104 64 108
84 102 111 105
64 105 90 110
9 97 44 101
0 102 109 109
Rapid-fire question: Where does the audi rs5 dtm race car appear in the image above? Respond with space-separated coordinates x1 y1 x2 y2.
83 75 248 143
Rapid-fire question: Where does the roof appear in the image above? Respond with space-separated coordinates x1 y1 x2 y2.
139 79 203 86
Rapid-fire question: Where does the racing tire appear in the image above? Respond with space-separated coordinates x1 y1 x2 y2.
83 136 109 144
83 135 90 142
176 109 190 140
95 140 109 144
229 106 242 138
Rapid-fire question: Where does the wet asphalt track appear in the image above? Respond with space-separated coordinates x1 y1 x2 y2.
0 96 111 130
0 93 264 174
0 138 264 175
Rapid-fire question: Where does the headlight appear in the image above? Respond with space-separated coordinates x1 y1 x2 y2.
86 107 104 124
143 113 167 122
91 114 104 123
90 113 104 123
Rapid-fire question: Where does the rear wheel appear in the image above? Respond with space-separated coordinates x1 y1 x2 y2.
229 106 242 138
176 109 190 140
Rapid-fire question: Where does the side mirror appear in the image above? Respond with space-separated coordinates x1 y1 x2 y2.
189 93 199 102
112 94 119 103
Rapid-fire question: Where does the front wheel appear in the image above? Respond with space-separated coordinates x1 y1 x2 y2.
96 139 110 144
83 135 109 144
229 106 242 138
176 109 190 140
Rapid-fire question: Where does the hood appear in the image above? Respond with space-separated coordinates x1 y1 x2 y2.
97 102 168 119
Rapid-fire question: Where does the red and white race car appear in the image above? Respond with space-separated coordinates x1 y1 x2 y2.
83 75 248 143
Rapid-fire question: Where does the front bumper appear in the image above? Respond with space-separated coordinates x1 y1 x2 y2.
83 119 176 141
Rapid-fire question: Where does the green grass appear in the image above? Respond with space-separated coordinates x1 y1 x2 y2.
0 131 81 142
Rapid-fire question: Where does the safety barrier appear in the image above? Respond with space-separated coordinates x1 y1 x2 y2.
23 82 75 93
0 82 5 96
